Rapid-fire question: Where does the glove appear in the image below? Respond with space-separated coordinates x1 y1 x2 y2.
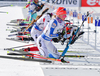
58 32 63 40
61 38 66 45
52 38 59 43
60 29 65 36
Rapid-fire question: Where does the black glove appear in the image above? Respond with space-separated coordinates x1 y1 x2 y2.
58 31 65 40
52 38 59 43
61 38 66 45
57 33 61 40
60 29 65 36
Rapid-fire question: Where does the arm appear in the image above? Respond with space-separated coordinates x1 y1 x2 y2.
24 1 31 8
49 20 59 37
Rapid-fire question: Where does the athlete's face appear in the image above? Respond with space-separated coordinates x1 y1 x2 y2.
58 14 67 21
34 0 39 3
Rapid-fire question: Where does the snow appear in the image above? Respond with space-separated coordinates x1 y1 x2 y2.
0 6 44 76
0 4 100 76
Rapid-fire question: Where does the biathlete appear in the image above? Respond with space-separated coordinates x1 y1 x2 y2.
20 9 57 52
21 13 54 58
19 0 44 26
36 7 67 59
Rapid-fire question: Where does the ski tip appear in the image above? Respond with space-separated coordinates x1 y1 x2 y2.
7 51 10 53
12 48 15 51
66 61 70 63
7 12 8 14
11 5 13 7
22 55 25 58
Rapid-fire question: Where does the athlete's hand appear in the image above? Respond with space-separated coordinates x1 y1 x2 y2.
58 32 63 40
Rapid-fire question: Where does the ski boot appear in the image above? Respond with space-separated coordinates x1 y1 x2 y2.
61 58 70 63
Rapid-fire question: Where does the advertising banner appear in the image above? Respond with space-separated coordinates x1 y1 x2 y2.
81 0 100 7
41 0 80 7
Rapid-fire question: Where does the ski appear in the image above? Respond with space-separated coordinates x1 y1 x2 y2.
10 30 20 33
6 29 18 32
6 23 29 27
8 33 23 37
7 52 85 58
7 52 70 63
4 47 38 52
9 27 27 33
8 32 30 37
0 11 8 14
10 19 28 23
4 49 69 63
6 28 23 33
6 38 29 43
0 55 51 63
0 5 13 7
4 46 87 54
6 23 20 26
16 36 34 41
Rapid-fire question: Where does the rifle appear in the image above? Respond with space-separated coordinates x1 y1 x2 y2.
60 11 89 62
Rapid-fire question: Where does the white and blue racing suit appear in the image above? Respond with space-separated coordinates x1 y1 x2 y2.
31 14 51 44
37 17 65 58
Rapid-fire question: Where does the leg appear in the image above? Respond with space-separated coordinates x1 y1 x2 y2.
31 13 37 20
37 36 48 57
46 42 60 59
31 27 40 44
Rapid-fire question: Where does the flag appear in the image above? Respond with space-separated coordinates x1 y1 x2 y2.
95 19 100 26
67 10 69 15
77 13 82 19
88 17 93 23
69 11 73 16
82 15 87 21
73 11 77 17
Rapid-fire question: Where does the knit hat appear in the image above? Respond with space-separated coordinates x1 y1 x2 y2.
56 7 67 15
